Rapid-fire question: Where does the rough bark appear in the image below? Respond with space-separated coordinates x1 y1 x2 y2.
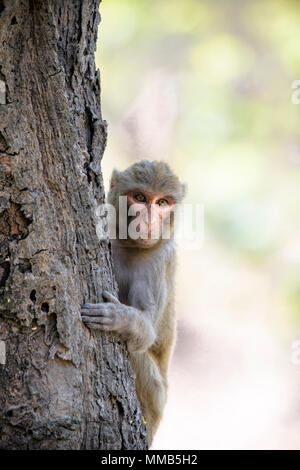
0 0 146 450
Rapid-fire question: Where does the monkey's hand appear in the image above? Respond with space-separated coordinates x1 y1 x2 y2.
81 291 131 332
81 291 156 352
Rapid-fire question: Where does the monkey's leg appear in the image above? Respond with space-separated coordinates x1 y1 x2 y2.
130 352 167 447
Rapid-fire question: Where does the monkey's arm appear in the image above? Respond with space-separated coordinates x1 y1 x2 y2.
81 291 157 352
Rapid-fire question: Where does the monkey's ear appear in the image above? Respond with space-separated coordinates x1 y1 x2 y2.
110 169 120 189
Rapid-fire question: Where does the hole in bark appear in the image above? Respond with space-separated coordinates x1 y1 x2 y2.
109 395 124 417
18 259 32 273
0 2 4 15
44 312 59 347
30 290 36 303
10 16 17 25
31 318 38 329
116 399 124 417
0 261 10 287
85 106 94 153
41 302 49 313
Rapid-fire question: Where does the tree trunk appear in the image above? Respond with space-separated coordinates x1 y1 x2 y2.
0 0 146 450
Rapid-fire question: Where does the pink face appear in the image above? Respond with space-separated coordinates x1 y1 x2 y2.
126 189 175 247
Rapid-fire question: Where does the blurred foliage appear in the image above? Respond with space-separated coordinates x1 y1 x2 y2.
96 0 300 331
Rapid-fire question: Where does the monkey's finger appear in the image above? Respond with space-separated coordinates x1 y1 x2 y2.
83 322 115 331
81 307 102 315
102 291 121 305
82 303 104 309
82 316 114 325
81 306 115 316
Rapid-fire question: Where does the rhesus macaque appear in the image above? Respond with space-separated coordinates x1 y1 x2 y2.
81 160 186 446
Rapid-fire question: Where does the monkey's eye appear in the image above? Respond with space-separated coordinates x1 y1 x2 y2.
134 193 146 203
157 199 169 207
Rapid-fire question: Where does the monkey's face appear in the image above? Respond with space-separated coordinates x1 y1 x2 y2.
125 190 175 248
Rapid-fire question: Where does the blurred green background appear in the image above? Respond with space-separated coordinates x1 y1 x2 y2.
96 0 300 449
